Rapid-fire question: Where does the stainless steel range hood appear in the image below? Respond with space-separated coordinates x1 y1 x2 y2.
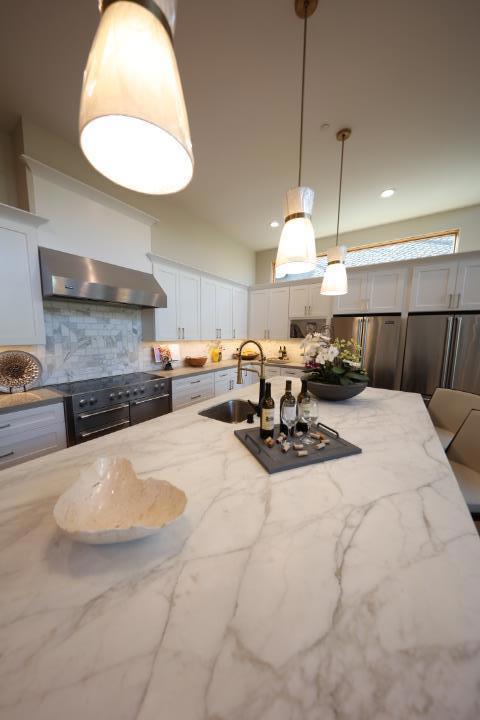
39 247 167 308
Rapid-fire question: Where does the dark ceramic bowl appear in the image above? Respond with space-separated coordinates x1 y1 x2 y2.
307 380 367 402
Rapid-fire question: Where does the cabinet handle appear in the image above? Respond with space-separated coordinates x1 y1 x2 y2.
233 329 235 338
0 450 14 460
0 423 11 430
219 329 222 338
191 394 202 400
178 327 181 339
190 379 201 384
304 305 307 316
456 293 461 309
183 328 185 339
448 293 453 309
132 394 170 406
308 305 311 315
80 420 129 439
79 403 130 420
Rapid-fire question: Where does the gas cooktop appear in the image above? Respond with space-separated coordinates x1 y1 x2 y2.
52 372 160 396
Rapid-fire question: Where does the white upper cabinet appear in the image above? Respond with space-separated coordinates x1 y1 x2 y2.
249 287 289 339
366 267 407 313
200 277 217 339
288 283 332 318
0 205 46 345
334 271 368 314
143 263 200 341
409 260 459 312
249 290 269 339
455 258 480 311
215 282 233 339
177 270 201 340
335 266 406 314
232 287 248 339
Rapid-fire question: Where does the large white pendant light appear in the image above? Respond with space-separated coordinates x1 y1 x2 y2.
275 0 318 279
79 0 193 195
321 128 351 296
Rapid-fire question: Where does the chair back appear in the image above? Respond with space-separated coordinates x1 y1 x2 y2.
447 410 480 474
428 388 480 434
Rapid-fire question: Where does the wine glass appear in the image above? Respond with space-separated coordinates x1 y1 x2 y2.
299 395 312 443
307 398 319 439
281 396 297 437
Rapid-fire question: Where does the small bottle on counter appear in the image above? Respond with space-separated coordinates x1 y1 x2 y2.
282 345 287 359
278 345 283 359
260 382 275 440
296 378 310 433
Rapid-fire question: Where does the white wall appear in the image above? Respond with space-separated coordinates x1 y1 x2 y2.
0 129 17 207
19 119 255 284
256 204 480 284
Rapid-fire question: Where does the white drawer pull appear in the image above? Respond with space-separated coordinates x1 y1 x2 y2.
0 423 11 430
0 450 14 459
191 394 202 400
190 379 201 384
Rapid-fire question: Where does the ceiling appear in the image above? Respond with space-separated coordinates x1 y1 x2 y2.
0 0 479 251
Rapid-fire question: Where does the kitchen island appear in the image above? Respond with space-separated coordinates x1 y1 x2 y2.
1 379 479 720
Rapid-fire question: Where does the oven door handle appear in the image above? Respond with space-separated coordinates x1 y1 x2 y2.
131 394 170 406
80 419 130 439
79 403 130 420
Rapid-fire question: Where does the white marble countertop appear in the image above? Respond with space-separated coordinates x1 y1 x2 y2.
155 358 304 380
1 380 480 720
0 386 64 415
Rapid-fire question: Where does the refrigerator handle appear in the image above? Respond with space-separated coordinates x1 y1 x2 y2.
361 317 369 364
356 318 363 348
440 316 454 388
448 316 462 388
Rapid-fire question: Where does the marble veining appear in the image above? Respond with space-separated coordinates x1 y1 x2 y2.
0 381 479 720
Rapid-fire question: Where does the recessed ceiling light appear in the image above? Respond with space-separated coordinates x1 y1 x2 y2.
380 188 395 198
270 220 280 228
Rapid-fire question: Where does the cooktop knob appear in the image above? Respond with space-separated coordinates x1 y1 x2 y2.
125 389 130 397
133 388 138 395
89 397 96 405
118 391 123 399
154 384 159 391
140 386 145 393
79 399 86 407
109 393 115 400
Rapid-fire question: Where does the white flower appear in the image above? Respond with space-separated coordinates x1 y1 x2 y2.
327 346 339 361
345 360 361 369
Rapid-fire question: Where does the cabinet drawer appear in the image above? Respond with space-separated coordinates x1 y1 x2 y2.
172 388 214 411
173 372 214 392
0 403 65 441
172 373 215 410
0 424 67 469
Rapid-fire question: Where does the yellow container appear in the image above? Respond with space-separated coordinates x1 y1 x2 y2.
211 347 220 362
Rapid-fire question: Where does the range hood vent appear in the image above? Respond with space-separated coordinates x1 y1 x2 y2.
39 247 167 309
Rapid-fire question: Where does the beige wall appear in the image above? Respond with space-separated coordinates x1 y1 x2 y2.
255 204 480 284
0 129 17 207
13 119 255 285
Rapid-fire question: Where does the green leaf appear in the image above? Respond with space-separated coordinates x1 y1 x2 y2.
345 371 369 382
339 375 353 386
331 365 346 375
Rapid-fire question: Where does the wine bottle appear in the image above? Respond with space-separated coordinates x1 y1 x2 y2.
279 380 292 435
296 378 310 432
260 382 275 439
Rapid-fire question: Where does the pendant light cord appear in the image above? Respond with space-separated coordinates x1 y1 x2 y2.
335 134 345 246
298 1 308 187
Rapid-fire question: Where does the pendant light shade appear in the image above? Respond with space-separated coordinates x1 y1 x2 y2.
321 245 348 295
275 0 318 277
275 186 316 278
321 128 351 296
79 0 193 195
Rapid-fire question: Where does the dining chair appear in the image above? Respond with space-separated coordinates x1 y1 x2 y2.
428 388 480 450
447 409 480 520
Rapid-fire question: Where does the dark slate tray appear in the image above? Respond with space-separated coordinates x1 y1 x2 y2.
234 421 361 474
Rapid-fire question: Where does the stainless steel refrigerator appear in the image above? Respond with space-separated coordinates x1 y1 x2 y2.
401 313 480 397
332 314 402 389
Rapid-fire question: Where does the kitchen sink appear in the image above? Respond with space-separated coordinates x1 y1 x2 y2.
199 399 253 424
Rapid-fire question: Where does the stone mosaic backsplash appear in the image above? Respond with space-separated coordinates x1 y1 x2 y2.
0 300 305 386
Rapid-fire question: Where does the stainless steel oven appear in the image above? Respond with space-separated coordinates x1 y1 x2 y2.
52 373 172 445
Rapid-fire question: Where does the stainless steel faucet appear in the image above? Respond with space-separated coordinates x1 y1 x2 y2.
236 340 266 385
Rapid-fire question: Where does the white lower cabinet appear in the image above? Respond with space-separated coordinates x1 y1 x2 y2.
172 373 215 410
214 368 236 396
0 403 66 469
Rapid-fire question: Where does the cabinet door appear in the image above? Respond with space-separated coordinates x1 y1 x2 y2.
366 267 407 313
334 271 368 314
200 277 217 339
456 259 480 311
249 290 269 339
409 261 458 312
215 283 233 339
144 264 178 341
308 284 333 318
0 226 45 345
232 287 248 340
178 271 201 339
267 287 290 339
289 285 309 318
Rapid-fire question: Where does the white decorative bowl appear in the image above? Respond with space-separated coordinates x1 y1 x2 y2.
53 457 187 545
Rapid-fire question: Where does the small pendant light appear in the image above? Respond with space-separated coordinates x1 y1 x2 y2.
321 128 351 295
79 0 193 195
275 0 318 279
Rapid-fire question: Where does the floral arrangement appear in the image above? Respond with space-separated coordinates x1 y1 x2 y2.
300 332 368 386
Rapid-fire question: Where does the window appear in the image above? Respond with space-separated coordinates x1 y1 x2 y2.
275 231 458 283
